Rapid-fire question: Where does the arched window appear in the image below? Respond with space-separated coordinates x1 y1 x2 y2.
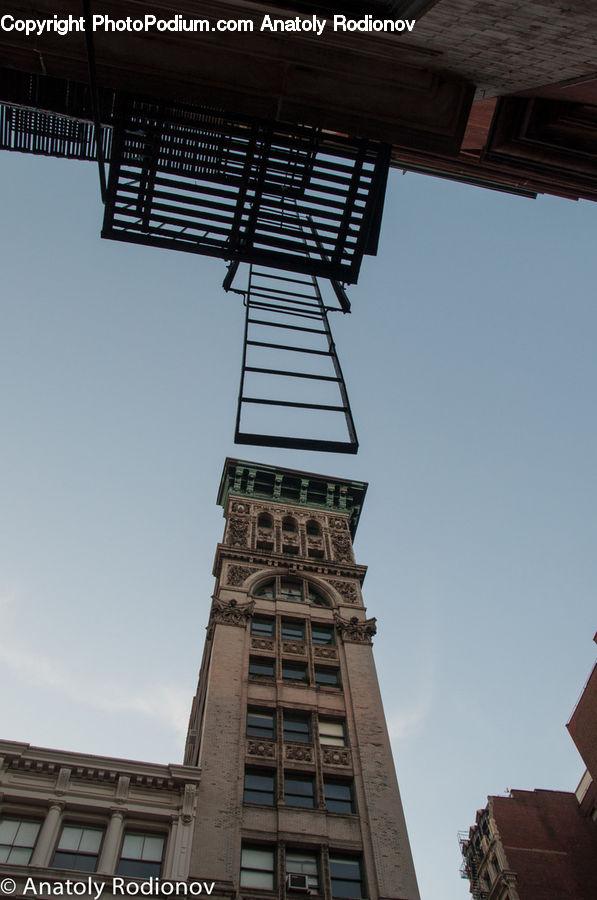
306 520 321 537
251 577 332 607
282 516 297 533
256 513 274 550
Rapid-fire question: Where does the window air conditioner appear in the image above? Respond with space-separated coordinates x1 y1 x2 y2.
286 874 310 892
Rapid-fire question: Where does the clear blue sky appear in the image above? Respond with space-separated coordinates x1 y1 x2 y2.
1 150 596 900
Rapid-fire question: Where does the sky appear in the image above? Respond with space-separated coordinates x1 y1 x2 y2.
1 147 596 900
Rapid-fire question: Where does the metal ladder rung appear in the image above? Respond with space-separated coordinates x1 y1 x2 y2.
241 397 347 412
245 366 340 382
247 340 332 356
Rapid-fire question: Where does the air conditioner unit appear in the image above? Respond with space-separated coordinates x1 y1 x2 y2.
286 874 310 893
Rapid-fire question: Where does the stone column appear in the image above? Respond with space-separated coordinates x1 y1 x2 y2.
30 800 64 867
97 808 126 874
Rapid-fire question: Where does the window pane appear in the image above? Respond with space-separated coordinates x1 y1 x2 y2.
283 713 310 742
286 852 318 889
141 836 165 862
8 846 33 864
53 851 98 872
79 829 103 853
255 580 275 598
311 625 334 644
241 846 275 890
247 711 275 738
285 776 314 807
58 826 83 852
122 834 144 858
0 848 9 863
244 771 275 805
282 620 305 641
0 820 20 844
282 662 308 683
315 667 340 687
280 579 302 601
118 859 162 878
241 870 274 890
250 658 275 678
330 856 364 899
14 822 41 847
319 720 345 746
242 847 273 869
325 781 353 813
251 617 275 637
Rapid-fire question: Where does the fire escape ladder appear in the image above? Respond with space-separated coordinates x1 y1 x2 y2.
234 264 358 454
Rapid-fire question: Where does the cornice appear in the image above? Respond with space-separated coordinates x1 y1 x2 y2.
213 544 367 583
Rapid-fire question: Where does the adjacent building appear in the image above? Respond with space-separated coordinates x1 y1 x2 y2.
460 636 597 900
0 458 420 900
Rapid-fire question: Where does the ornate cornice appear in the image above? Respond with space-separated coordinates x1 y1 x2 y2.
214 545 367 584
334 614 377 644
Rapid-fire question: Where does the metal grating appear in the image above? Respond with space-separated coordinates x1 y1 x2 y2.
0 104 111 161
232 264 358 453
102 96 390 283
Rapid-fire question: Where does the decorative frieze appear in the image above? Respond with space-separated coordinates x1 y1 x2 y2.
331 531 353 563
313 646 338 660
251 637 275 652
334 614 376 644
334 581 359 605
227 516 250 548
322 747 351 767
209 597 255 630
247 740 276 759
227 565 256 586
285 743 313 763
282 640 306 655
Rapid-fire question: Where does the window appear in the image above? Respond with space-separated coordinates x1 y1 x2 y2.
280 579 303 601
0 818 41 864
251 616 275 638
311 624 334 644
244 769 276 806
306 521 321 536
314 666 341 688
255 580 276 599
247 709 275 740
319 719 346 747
282 517 297 533
282 661 308 684
286 851 319 891
282 619 305 641
52 825 104 872
249 657 275 680
283 712 311 743
240 845 275 890
117 833 165 878
324 780 354 814
307 586 330 607
329 855 365 899
284 774 315 808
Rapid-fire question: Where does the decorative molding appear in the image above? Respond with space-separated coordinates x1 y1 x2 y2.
282 640 306 655
247 740 276 759
251 637 275 652
116 775 130 803
182 783 196 823
227 565 256 586
331 532 353 563
285 743 313 763
334 581 359 605
209 598 255 630
227 516 250 548
334 614 377 644
322 747 351 767
55 767 71 795
313 646 338 660
231 502 250 514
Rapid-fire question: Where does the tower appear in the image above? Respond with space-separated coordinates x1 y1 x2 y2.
184 458 420 900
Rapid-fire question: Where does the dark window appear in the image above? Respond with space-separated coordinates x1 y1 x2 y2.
314 666 341 688
330 855 365 899
52 826 103 872
286 851 319 891
251 616 275 638
258 513 273 530
284 774 315 808
244 769 275 805
282 619 305 641
306 521 321 536
117 833 165 878
311 624 334 645
255 580 276 598
280 579 303 601
249 657 276 680
307 586 330 606
324 780 354 814
283 712 311 743
0 818 41 865
282 516 298 532
240 845 275 890
282 661 308 684
319 719 346 747
247 709 275 739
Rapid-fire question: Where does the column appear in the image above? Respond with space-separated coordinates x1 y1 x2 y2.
97 808 126 874
30 800 64 867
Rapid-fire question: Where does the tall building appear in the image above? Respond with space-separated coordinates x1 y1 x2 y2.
460 635 597 900
184 458 419 900
0 458 420 900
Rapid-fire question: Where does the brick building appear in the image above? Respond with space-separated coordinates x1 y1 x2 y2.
460 636 597 900
0 458 420 900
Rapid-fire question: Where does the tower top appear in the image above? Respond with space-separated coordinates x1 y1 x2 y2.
217 458 367 537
